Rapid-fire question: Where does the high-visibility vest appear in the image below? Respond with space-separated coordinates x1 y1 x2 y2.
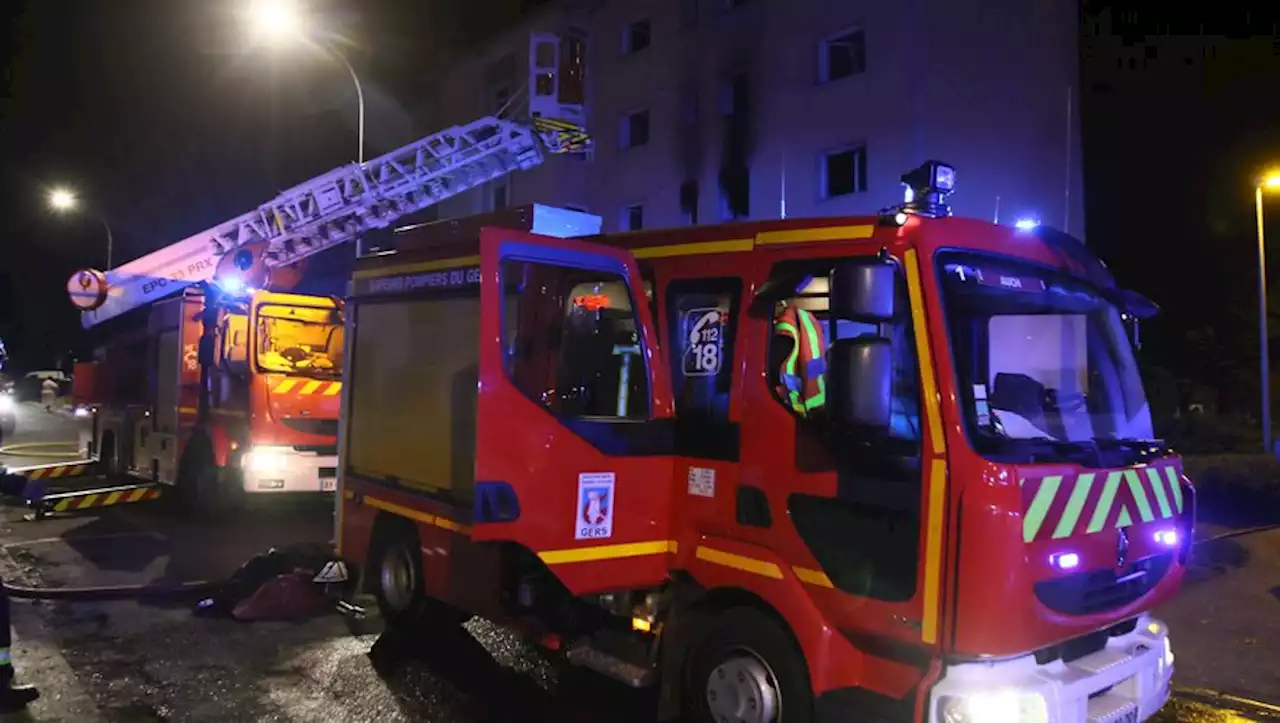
774 306 827 417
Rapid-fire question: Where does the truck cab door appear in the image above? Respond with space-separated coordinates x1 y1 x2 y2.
471 227 676 596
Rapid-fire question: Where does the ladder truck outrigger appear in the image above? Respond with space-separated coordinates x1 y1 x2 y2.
62 32 591 515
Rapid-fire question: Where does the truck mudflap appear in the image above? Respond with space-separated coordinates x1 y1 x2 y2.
927 615 1173 723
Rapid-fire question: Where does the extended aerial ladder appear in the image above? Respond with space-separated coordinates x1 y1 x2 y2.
67 32 591 326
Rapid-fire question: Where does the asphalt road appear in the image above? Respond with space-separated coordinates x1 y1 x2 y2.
0 403 89 470
0 411 1276 721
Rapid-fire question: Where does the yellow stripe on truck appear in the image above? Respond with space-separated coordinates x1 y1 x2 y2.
905 248 949 646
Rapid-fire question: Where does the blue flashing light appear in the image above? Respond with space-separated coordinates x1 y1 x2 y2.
1014 218 1039 231
218 276 245 295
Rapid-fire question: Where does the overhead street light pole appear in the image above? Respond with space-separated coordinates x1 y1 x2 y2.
47 187 116 271
248 0 367 165
1255 173 1280 456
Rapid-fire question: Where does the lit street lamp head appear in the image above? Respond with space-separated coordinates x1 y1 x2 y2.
1263 172 1280 191
48 187 77 212
247 0 307 43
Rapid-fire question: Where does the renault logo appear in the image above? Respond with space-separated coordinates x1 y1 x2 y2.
1116 528 1131 569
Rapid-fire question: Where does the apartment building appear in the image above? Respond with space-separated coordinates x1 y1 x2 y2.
416 0 1085 237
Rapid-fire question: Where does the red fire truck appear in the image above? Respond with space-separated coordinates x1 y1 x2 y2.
77 250 345 509
338 165 1189 723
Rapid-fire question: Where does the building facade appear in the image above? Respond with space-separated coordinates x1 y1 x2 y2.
416 0 1085 238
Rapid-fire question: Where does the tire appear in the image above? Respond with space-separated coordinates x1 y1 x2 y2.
372 527 425 628
681 607 814 723
370 521 469 630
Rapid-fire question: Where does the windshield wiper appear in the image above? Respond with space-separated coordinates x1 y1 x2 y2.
974 434 1102 464
1091 436 1169 457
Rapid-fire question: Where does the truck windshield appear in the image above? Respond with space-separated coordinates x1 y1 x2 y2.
937 251 1156 464
255 304 343 378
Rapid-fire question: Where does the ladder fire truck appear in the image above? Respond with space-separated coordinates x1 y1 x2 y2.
336 163 1190 722
66 33 590 512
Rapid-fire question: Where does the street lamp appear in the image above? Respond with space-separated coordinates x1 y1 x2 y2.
245 0 367 165
47 186 115 271
1255 171 1280 455
48 187 77 212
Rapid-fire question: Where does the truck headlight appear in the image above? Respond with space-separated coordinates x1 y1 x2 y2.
242 446 288 472
939 691 1048 723
0 395 13 412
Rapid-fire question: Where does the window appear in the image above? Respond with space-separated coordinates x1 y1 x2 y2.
666 278 741 429
819 28 866 83
622 19 651 55
254 304 343 378
719 168 749 220
533 40 556 96
766 267 920 442
619 109 650 148
718 72 749 117
680 180 699 225
822 145 868 198
502 260 650 419
680 0 699 29
490 182 509 212
622 204 644 231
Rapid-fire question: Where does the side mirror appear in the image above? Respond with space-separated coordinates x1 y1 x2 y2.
830 260 896 322
1117 289 1157 350
1118 289 1159 320
829 337 893 429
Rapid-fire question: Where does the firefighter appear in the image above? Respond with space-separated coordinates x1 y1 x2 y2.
773 303 828 418
0 582 39 710
40 377 58 413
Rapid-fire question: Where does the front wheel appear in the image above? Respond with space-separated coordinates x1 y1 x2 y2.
682 607 814 723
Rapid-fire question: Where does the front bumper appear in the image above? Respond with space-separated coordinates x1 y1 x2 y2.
239 446 337 494
929 614 1173 723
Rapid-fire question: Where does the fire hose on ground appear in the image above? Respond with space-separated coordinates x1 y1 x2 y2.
1 578 218 601
0 441 82 460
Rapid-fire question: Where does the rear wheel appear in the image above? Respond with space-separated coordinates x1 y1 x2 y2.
682 607 813 723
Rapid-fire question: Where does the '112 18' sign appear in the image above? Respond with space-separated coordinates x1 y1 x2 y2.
682 307 726 376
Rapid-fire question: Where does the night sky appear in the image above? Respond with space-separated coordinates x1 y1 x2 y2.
1 2 1279 413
